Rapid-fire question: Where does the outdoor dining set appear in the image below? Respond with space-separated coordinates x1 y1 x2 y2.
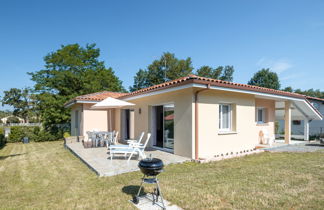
85 130 151 161
86 131 117 147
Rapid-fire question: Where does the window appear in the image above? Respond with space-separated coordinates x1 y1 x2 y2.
219 104 232 131
256 107 266 124
293 120 301 125
312 102 320 110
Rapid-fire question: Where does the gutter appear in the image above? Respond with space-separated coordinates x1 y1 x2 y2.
194 84 210 160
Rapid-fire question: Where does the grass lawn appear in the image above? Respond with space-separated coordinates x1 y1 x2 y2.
0 141 323 209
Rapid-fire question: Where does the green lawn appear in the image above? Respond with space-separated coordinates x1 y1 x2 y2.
0 141 323 209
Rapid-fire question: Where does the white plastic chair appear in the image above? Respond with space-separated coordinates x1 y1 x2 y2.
262 129 275 146
109 133 151 161
126 132 145 145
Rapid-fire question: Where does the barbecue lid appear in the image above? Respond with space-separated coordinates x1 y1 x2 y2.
138 157 164 169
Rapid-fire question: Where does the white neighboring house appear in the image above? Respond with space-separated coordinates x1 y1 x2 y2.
1 115 25 124
278 96 324 138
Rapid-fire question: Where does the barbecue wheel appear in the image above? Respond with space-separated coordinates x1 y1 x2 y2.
132 196 139 204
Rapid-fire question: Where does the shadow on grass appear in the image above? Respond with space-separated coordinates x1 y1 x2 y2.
122 185 146 197
0 153 26 160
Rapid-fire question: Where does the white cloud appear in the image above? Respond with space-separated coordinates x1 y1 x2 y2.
256 57 293 74
280 73 303 81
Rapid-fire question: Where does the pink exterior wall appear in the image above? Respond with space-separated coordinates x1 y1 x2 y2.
255 98 276 143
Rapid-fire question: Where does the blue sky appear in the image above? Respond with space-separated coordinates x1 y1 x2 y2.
1 0 324 110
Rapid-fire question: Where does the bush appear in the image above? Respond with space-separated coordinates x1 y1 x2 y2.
0 134 5 148
7 126 64 143
8 126 37 143
63 132 71 138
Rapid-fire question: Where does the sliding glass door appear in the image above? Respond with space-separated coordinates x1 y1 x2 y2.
163 104 174 149
153 104 174 150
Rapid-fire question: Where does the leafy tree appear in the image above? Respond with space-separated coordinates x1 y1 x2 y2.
293 88 324 98
196 65 234 81
219 66 235 81
28 43 125 131
0 110 12 119
129 69 149 92
196 66 222 79
282 86 293 92
130 52 193 91
1 88 34 123
248 68 280 90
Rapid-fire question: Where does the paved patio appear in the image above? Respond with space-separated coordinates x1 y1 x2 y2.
256 139 305 149
65 142 190 177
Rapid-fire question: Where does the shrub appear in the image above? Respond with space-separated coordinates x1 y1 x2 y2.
0 134 5 148
63 132 71 138
8 126 37 143
7 126 64 143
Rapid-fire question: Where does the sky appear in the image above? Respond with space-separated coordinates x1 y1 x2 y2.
1 0 324 110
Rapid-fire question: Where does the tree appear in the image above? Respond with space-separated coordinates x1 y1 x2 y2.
196 65 234 81
129 69 149 92
130 52 193 91
282 86 293 92
294 88 324 98
1 88 34 123
28 43 125 131
248 68 280 90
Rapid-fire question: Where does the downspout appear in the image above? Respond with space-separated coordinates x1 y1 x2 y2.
194 84 210 160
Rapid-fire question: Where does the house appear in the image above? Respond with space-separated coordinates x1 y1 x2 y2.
64 75 322 160
1 115 25 124
277 96 324 138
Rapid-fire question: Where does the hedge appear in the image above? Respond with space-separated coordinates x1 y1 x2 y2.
0 127 5 148
8 126 62 143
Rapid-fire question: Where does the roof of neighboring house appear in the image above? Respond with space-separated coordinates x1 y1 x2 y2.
119 74 306 99
64 91 127 107
306 96 324 102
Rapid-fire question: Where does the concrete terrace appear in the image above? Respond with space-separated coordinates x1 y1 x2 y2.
65 142 190 177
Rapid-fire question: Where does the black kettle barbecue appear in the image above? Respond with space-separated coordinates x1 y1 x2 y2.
133 156 166 209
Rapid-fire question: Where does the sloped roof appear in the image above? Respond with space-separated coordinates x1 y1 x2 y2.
119 74 306 99
306 96 324 102
66 75 307 106
64 91 127 107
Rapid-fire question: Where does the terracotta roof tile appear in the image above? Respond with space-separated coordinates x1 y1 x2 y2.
75 91 127 101
66 75 311 107
65 91 127 106
306 96 324 102
120 74 306 99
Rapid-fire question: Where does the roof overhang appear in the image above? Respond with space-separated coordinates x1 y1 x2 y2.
122 81 322 121
91 97 135 109
64 100 100 108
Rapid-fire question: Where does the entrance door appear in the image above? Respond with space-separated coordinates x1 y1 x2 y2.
153 104 174 150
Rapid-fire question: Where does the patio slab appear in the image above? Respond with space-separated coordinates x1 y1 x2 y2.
65 142 190 177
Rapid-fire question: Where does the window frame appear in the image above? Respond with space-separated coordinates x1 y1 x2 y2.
256 107 266 124
219 104 232 132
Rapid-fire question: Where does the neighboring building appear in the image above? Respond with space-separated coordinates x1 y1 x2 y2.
277 96 324 138
1 115 25 124
65 75 322 160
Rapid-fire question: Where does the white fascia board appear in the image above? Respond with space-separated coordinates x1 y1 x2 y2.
64 100 99 108
123 83 195 101
122 82 323 119
193 84 306 102
123 82 304 102
302 100 323 120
